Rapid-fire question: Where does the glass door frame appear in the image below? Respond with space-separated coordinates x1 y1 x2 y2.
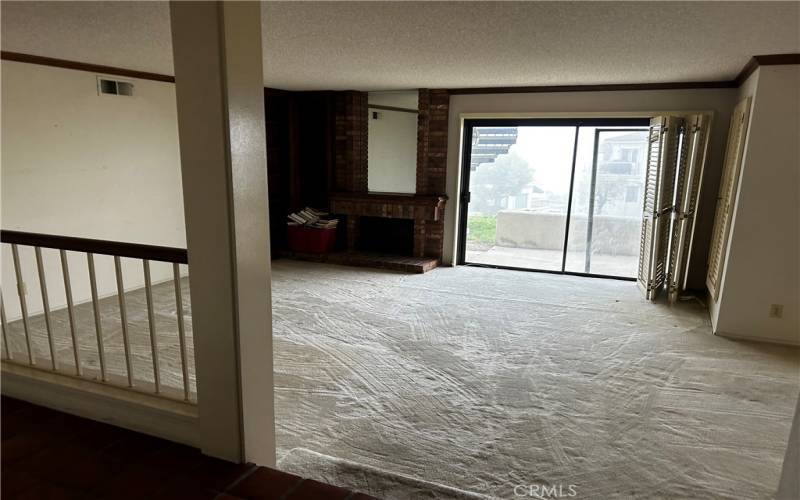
457 117 650 281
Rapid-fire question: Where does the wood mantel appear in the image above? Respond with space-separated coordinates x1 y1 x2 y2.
329 192 447 222
329 191 447 259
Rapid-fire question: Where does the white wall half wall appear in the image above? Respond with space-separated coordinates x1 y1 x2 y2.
443 88 738 291
1 60 185 320
712 65 800 345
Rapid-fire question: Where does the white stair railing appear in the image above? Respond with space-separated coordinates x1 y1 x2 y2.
1 230 194 404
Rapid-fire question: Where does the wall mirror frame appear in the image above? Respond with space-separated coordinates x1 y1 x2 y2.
367 90 419 194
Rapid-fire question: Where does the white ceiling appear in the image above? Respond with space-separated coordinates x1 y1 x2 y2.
2 1 798 91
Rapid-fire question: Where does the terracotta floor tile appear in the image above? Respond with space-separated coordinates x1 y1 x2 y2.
285 479 351 500
1 465 39 497
38 451 123 491
1 404 63 440
227 467 303 500
1 396 34 417
97 430 171 465
146 442 210 476
178 457 257 492
2 398 363 500
88 462 174 500
11 483 84 500
149 475 221 500
1 431 54 465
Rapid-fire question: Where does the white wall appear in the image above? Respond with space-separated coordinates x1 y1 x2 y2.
443 88 739 292
1 60 185 319
713 65 800 345
367 91 418 194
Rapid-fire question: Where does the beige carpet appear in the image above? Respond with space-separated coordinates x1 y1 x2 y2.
270 261 799 499
5 260 799 499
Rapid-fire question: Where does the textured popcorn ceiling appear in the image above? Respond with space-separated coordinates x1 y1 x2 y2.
1 1 798 91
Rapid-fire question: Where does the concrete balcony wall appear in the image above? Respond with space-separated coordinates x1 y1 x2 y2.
495 210 642 256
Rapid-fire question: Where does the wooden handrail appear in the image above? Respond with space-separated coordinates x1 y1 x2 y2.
0 230 188 264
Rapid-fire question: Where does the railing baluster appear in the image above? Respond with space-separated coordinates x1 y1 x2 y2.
143 260 161 393
1 292 10 360
174 263 190 401
35 247 57 370
60 250 81 375
114 256 134 387
87 253 107 381
11 244 34 364
1 231 194 402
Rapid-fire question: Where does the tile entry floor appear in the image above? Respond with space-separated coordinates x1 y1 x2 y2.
1 396 375 500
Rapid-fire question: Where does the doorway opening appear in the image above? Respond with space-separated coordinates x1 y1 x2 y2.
457 118 650 280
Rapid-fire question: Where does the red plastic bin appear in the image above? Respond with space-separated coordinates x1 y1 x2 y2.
287 225 337 254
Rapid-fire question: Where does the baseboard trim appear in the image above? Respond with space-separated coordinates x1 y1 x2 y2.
1 362 199 446
715 331 800 347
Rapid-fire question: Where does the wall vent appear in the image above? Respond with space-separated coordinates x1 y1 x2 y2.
98 77 134 96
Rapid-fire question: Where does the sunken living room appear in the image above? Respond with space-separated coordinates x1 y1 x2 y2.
1 2 798 500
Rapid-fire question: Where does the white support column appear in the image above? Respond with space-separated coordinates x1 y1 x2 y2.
170 1 275 465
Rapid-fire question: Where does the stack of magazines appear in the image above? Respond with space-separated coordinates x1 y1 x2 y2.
287 207 339 229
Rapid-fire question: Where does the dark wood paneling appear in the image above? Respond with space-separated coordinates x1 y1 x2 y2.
1 51 174 83
265 88 292 254
293 92 336 210
264 90 336 254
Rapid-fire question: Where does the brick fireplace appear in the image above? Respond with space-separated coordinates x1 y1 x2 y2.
268 88 450 273
327 89 450 272
329 191 446 258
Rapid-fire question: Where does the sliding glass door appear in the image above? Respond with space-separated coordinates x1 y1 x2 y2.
461 125 575 271
564 127 650 277
458 118 650 280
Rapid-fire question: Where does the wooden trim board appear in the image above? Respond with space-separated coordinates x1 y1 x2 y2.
1 51 175 83
3 51 798 93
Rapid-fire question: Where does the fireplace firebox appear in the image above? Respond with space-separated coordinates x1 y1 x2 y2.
356 217 414 256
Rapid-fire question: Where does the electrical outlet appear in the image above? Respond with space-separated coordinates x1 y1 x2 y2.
769 304 784 319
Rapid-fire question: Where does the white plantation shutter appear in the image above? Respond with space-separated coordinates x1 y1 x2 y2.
638 119 663 299
707 97 751 300
666 121 690 302
637 116 683 300
668 114 710 302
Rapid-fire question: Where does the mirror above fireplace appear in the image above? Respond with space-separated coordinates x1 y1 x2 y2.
367 90 419 194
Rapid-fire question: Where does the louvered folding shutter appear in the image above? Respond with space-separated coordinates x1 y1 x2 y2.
668 114 710 302
638 116 682 300
707 97 751 300
666 122 690 302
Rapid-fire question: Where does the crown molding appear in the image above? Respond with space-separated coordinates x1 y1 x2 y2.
1 51 174 83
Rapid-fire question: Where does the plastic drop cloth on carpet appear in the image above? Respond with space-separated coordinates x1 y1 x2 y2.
271 261 799 499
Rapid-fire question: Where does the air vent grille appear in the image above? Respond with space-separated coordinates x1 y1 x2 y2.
98 77 134 96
